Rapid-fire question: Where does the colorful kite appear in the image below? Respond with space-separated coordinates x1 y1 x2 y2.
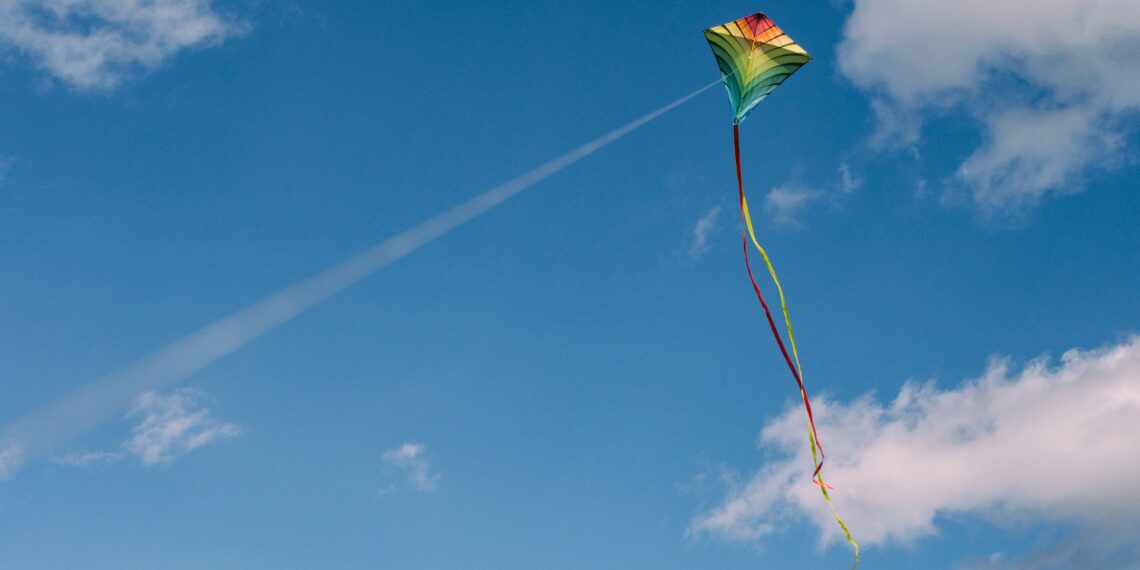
705 12 859 566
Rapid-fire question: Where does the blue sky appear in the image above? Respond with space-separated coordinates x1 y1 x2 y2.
1 1 1138 568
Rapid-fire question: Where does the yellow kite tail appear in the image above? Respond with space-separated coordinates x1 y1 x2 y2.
737 153 860 568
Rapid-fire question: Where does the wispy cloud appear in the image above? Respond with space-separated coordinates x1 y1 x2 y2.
691 336 1140 559
687 205 722 259
53 387 240 468
839 0 1140 218
52 450 125 467
0 0 245 90
838 162 863 194
764 184 821 227
381 442 439 492
124 387 240 465
0 444 22 481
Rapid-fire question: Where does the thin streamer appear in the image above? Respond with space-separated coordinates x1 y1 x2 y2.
736 124 858 566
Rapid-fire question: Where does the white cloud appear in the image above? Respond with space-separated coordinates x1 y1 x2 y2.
691 336 1140 553
838 162 862 194
764 184 820 227
951 106 1124 216
0 0 244 90
124 387 240 465
839 0 1140 216
0 444 23 481
687 205 722 259
381 441 439 492
43 387 239 470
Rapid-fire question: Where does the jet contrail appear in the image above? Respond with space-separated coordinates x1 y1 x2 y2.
0 81 720 479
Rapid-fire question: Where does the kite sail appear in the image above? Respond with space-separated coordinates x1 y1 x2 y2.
705 12 859 567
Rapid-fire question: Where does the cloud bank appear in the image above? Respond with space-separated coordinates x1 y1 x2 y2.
0 0 243 90
838 0 1140 217
691 336 1140 554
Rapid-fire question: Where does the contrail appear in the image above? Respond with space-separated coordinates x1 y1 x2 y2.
0 80 720 479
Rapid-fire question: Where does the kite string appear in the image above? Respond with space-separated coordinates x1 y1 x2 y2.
732 124 860 569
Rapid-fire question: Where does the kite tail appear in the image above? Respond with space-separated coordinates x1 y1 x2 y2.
733 124 860 568
732 124 824 475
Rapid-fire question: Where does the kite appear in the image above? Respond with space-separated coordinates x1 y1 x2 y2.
704 12 859 566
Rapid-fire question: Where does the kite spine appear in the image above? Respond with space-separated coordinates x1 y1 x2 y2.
733 124 860 568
